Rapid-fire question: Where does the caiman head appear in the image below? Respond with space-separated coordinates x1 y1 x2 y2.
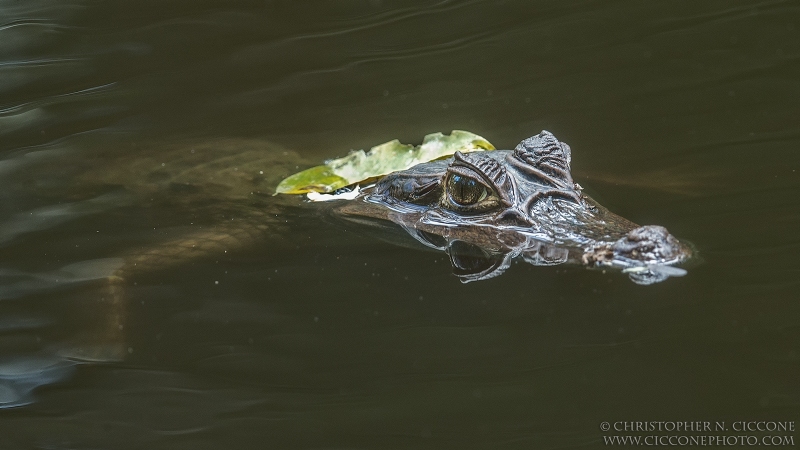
335 131 692 284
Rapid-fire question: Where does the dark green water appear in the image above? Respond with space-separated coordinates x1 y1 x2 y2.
0 1 798 448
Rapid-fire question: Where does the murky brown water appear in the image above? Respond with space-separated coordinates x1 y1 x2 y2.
0 1 798 448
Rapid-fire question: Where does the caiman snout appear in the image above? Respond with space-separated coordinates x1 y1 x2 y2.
613 225 689 264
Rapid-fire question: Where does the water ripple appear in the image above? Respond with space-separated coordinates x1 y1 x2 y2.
0 82 116 116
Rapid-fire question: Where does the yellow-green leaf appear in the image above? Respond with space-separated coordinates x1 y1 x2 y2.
275 130 494 195
275 166 349 195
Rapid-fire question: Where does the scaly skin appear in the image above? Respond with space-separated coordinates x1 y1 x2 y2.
40 132 690 362
333 131 692 283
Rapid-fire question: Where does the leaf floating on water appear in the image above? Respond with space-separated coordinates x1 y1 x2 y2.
275 130 495 194
274 166 348 195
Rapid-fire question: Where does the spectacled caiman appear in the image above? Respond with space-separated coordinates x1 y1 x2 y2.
0 130 692 371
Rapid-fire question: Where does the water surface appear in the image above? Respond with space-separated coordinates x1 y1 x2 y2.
0 1 798 448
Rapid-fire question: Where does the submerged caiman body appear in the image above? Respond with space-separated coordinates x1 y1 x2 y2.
335 131 692 284
0 130 692 378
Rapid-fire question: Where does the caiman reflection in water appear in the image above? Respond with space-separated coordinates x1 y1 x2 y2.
334 131 692 284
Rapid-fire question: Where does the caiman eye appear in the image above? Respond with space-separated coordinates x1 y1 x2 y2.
446 174 489 206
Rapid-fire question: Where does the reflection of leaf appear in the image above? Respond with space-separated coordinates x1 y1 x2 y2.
275 130 494 194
